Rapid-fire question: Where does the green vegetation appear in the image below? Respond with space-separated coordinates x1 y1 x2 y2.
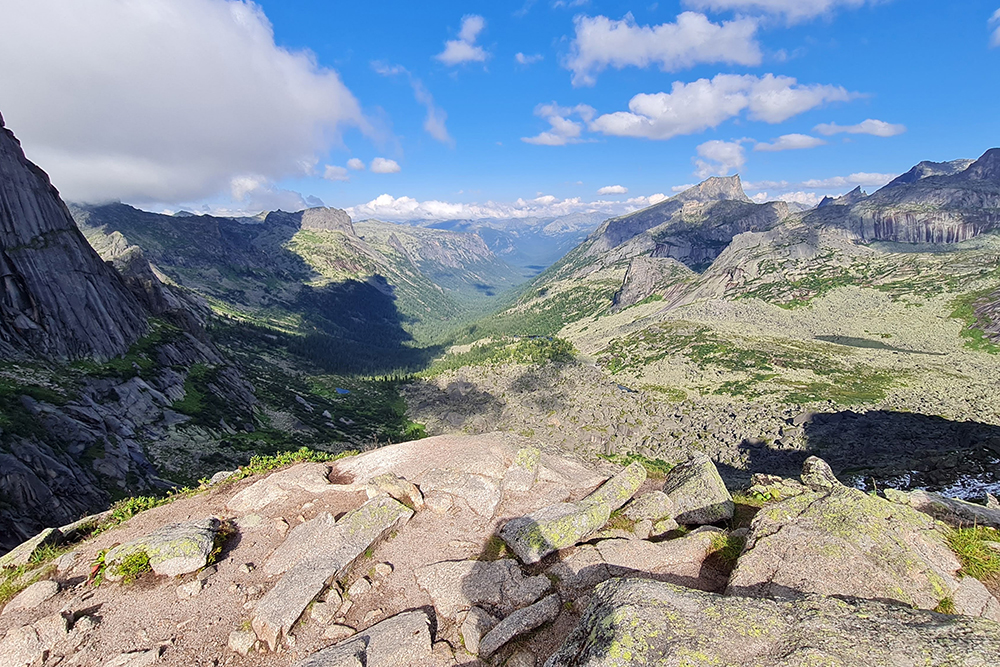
731 492 766 529
934 597 956 614
0 543 65 604
950 291 1000 354
424 336 576 375
947 526 1000 581
111 550 151 584
224 447 358 483
71 319 183 380
708 532 747 571
597 452 674 479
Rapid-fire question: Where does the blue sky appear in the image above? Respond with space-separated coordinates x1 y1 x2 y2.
1 0 998 220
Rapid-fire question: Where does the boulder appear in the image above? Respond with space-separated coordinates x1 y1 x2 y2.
0 528 61 569
419 469 501 518
887 489 1000 529
545 578 1000 666
414 558 551 618
727 486 1000 619
263 512 339 575
252 496 412 650
620 491 674 524
800 456 841 490
226 463 336 513
502 447 540 493
478 593 561 658
365 473 424 510
500 463 646 564
295 610 432 667
103 518 219 580
661 454 733 525
2 580 59 614
461 606 497 655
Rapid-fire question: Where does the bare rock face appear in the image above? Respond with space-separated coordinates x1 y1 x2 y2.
546 578 1000 666
0 111 147 359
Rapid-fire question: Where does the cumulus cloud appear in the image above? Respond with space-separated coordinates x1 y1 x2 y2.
370 158 401 174
754 133 826 151
515 52 544 65
684 0 878 23
598 185 628 194
0 0 367 205
522 103 596 146
992 9 1000 48
347 158 366 171
323 165 349 182
566 12 761 86
693 140 747 178
373 61 454 146
346 191 668 222
229 175 322 212
436 15 488 65
814 118 906 137
589 74 853 140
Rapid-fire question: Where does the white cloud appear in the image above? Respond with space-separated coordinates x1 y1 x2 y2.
347 158 366 171
371 158 401 174
323 165 349 182
754 133 826 151
671 183 697 192
515 52 544 65
750 191 823 206
694 140 747 178
373 61 454 146
436 15 488 65
522 103 596 146
814 118 906 137
0 0 367 205
229 175 321 212
801 172 896 188
598 185 628 194
566 12 761 86
992 9 1000 48
346 191 667 222
589 74 853 140
684 0 878 23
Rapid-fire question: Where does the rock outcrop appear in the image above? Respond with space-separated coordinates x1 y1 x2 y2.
546 578 1000 666
0 111 148 359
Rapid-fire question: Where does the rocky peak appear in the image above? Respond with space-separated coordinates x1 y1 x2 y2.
673 175 752 205
819 186 868 207
0 111 147 359
265 207 356 236
884 157 976 188
960 148 1000 182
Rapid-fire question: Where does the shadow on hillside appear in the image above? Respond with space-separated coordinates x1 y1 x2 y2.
718 409 1000 493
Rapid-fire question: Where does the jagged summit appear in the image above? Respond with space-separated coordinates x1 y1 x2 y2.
0 111 147 359
818 186 868 208
960 147 1000 182
884 157 975 188
672 175 753 205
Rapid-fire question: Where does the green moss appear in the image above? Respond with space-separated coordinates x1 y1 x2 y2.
111 550 151 584
597 452 674 479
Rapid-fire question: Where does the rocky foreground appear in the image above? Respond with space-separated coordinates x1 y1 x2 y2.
1 433 999 666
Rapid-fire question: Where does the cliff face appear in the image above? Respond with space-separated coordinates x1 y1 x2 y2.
0 113 147 359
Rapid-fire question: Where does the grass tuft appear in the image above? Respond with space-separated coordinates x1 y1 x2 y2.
947 527 1000 581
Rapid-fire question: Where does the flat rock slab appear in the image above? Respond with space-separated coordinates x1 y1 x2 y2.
253 496 413 650
104 517 219 579
420 469 501 518
661 454 733 525
295 610 432 667
1 580 59 615
479 593 560 658
546 578 1000 666
502 447 540 493
500 463 646 565
0 528 61 570
414 558 551 618
227 463 336 513
263 512 339 575
547 531 724 594
727 486 998 619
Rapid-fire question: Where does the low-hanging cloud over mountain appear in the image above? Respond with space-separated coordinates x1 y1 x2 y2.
0 0 369 205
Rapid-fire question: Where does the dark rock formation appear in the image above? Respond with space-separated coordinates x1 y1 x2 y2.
0 112 147 359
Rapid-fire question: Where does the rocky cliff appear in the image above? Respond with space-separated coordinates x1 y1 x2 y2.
0 112 147 359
